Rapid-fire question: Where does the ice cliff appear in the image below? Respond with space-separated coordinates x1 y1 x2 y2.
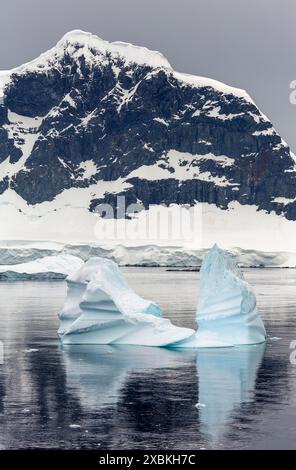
0 254 83 280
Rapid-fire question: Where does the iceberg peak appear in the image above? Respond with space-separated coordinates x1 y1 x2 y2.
175 244 266 347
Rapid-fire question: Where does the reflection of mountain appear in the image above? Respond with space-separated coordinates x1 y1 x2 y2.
196 344 265 442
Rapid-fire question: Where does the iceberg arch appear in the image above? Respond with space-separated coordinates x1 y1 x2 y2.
58 257 194 346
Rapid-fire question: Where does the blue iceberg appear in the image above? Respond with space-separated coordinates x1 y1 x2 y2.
58 245 266 348
58 257 194 346
174 244 266 348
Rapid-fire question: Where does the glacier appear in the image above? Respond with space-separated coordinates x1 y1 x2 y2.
174 244 267 348
2 236 296 268
0 254 83 280
58 257 194 346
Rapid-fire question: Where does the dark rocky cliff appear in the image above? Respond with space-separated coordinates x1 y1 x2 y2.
1 30 296 219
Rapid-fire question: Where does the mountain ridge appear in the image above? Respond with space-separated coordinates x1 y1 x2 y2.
0 30 296 248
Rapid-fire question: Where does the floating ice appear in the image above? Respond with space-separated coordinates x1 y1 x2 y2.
58 257 194 346
0 254 84 280
174 244 266 348
58 246 266 348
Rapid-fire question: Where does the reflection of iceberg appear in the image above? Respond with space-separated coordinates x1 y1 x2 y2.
58 258 194 346
175 245 266 347
62 343 265 441
0 255 83 280
196 344 265 441
62 344 196 409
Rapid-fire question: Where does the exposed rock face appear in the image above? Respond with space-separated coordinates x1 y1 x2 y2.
0 30 296 218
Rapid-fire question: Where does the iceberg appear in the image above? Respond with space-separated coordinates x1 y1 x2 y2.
58 246 266 347
174 244 266 348
58 257 194 346
0 254 84 280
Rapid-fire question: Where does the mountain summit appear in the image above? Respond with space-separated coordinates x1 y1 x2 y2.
0 30 296 246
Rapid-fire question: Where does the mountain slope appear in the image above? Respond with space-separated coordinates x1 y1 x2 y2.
0 30 296 249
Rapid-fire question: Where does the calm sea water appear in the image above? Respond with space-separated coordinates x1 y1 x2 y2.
0 268 296 449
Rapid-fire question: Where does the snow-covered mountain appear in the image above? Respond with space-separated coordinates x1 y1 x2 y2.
0 30 296 251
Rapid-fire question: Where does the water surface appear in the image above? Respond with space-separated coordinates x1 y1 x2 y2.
0 268 295 449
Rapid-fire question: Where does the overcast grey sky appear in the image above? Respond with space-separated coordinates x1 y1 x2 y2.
0 0 295 151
